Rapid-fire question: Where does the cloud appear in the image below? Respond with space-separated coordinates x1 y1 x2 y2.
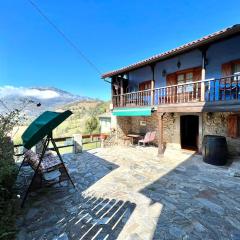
0 86 60 99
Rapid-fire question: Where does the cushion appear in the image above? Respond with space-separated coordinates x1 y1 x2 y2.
24 150 61 172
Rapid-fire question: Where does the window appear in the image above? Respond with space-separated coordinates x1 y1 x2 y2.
233 62 240 81
177 74 184 83
177 71 194 93
139 80 152 91
222 60 240 80
186 72 193 83
176 72 194 83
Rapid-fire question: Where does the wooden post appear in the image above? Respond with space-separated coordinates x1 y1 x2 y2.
201 48 207 101
151 64 155 105
151 80 155 105
158 113 164 156
73 134 82 153
120 78 123 106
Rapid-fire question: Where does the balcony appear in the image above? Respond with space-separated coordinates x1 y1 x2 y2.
112 74 240 111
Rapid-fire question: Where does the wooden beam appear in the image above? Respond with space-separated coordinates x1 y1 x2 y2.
158 113 164 155
120 78 123 106
150 64 155 105
157 100 240 113
151 80 155 105
200 49 207 101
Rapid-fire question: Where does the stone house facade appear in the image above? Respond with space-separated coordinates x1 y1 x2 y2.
102 25 240 156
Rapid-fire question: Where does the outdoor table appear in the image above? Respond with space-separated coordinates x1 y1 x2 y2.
127 134 142 145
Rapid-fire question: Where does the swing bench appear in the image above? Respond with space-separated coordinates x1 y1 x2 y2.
18 110 75 207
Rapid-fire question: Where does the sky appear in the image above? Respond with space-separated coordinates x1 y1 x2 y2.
0 0 240 101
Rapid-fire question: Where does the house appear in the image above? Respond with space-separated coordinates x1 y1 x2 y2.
102 24 240 156
98 112 112 134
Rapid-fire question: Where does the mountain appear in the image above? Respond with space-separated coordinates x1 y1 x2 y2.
0 86 96 117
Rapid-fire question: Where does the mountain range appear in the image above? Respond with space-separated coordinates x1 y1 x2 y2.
0 86 98 117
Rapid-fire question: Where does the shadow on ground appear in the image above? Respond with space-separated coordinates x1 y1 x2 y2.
16 151 137 239
140 153 240 240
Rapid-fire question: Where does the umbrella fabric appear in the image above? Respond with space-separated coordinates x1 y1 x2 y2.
22 110 72 149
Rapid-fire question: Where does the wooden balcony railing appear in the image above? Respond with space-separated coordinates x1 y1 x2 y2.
112 74 240 108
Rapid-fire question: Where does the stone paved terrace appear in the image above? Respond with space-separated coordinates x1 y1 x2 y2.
16 146 240 240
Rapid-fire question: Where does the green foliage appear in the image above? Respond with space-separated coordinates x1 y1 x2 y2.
0 108 21 240
85 116 99 134
52 100 109 138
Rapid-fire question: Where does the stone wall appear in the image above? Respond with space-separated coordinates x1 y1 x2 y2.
130 112 159 145
162 113 178 147
116 117 132 144
115 111 240 156
203 112 240 156
116 112 160 145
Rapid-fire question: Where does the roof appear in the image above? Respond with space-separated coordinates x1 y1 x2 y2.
102 24 240 79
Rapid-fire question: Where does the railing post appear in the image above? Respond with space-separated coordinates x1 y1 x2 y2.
73 134 82 153
201 79 205 102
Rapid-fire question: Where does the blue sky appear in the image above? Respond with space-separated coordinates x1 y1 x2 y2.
0 0 239 100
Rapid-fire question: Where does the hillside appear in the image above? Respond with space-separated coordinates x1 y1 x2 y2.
2 86 110 143
0 86 96 117
53 100 110 138
12 99 110 144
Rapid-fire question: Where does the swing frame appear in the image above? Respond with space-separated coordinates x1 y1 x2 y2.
19 132 75 208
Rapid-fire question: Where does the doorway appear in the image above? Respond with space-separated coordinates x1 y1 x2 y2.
180 115 199 150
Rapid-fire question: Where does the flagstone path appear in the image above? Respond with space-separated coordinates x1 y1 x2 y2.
16 146 240 240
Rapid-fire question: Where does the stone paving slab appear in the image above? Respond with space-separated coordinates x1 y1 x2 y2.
16 146 240 240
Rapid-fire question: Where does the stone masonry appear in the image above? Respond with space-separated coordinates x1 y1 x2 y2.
115 111 240 156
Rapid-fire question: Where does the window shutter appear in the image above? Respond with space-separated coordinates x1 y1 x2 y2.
227 114 238 138
166 73 177 86
193 68 202 81
139 80 152 91
222 62 232 77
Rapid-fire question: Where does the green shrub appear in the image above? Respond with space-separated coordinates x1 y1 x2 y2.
0 109 22 240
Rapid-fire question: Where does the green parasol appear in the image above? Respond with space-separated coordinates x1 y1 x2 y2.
22 110 72 149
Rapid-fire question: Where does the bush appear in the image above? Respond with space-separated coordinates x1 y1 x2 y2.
0 109 21 240
85 116 99 135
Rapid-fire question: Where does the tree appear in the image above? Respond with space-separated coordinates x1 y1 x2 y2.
85 116 99 135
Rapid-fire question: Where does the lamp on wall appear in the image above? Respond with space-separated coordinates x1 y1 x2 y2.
177 60 181 69
207 112 214 120
162 69 167 77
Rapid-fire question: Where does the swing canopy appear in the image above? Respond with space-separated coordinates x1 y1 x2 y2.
22 110 72 150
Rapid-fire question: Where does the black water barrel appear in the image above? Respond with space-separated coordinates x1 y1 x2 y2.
202 135 228 166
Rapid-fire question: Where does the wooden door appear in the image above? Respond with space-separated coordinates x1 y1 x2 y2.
227 114 239 138
166 73 177 103
139 80 152 105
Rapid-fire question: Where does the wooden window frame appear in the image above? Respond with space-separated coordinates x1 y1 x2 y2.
166 66 202 86
139 80 153 91
222 59 240 76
